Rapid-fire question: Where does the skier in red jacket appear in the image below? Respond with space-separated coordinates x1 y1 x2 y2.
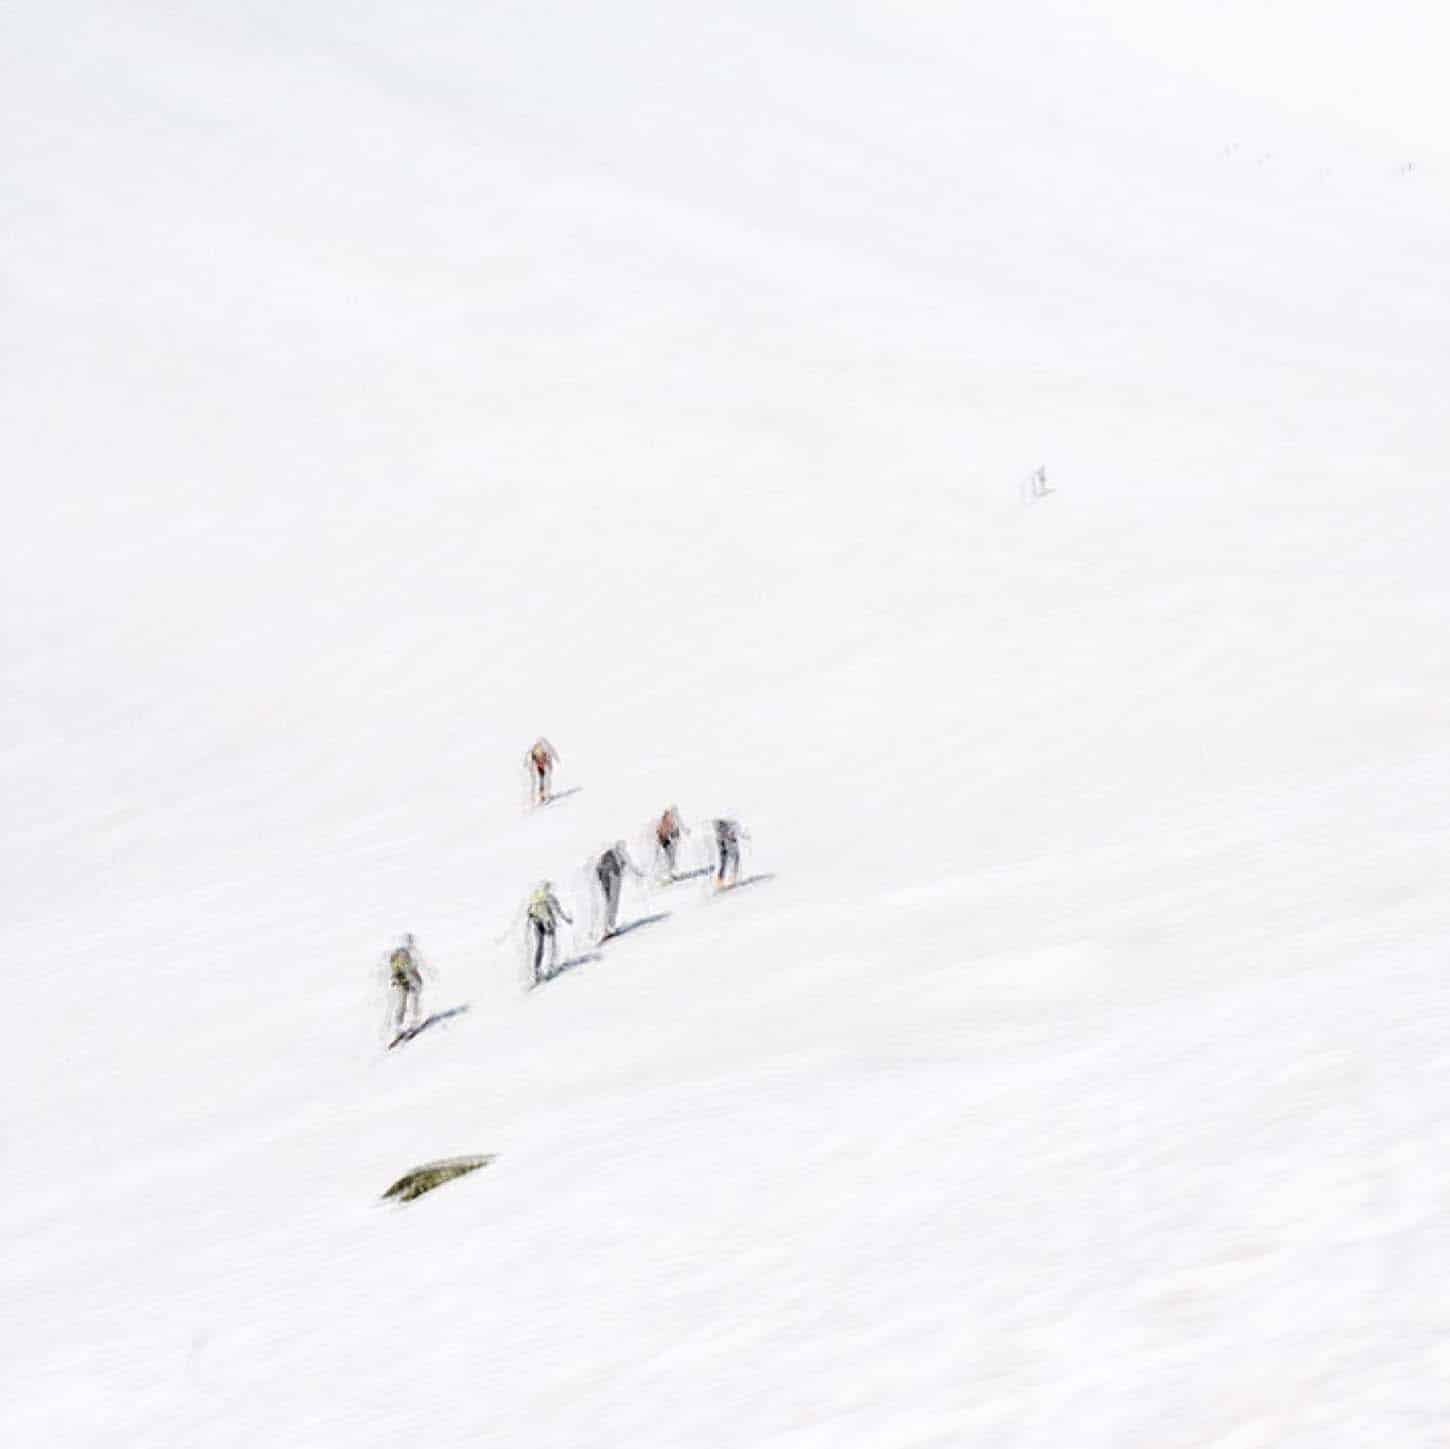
525 737 559 806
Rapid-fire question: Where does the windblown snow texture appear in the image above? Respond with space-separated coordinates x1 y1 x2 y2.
5 3 1449 1446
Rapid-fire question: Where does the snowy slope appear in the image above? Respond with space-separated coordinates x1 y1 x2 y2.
5 4 1450 1445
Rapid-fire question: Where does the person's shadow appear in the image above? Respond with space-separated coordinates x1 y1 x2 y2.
538 950 603 985
602 911 671 942
717 872 776 894
389 1003 469 1049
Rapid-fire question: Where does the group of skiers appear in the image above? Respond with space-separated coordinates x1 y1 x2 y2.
383 741 751 1033
523 791 749 987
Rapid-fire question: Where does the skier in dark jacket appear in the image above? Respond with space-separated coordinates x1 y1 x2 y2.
710 818 749 889
593 841 644 940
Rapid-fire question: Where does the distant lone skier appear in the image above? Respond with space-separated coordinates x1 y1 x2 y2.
388 933 424 1034
594 841 644 940
526 881 572 984
710 818 748 889
525 737 560 806
654 805 684 879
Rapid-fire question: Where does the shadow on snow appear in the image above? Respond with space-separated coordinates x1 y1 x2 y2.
534 786 583 809
535 950 603 986
389 1003 470 1049
602 911 672 942
714 872 776 895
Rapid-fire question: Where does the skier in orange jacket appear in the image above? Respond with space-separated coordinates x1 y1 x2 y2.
654 805 684 879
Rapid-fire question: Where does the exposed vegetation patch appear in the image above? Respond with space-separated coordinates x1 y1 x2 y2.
381 1154 496 1203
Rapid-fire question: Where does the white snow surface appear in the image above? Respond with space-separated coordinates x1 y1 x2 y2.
5 4 1449 1445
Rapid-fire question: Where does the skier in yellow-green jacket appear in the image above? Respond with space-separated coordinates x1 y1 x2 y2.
526 882 572 985
387 933 424 1033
